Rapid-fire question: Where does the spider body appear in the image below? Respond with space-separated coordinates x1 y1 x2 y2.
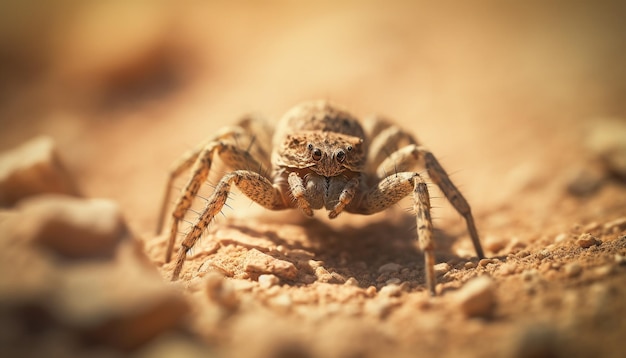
157 100 484 295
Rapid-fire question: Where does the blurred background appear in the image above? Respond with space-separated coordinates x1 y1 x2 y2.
1 0 625 229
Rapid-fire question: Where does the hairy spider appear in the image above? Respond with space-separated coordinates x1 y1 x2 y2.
156 100 484 295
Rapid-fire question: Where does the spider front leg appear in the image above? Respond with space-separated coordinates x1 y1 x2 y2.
348 172 437 295
172 170 286 280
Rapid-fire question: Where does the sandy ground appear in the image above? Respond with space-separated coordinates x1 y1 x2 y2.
1 1 626 357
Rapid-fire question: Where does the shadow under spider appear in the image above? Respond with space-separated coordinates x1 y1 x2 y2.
224 210 467 286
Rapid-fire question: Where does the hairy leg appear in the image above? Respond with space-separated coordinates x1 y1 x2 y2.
375 144 484 259
171 170 286 280
348 171 437 295
158 121 271 262
363 115 418 172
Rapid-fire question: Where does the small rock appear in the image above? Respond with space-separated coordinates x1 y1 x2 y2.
54 258 189 350
603 217 626 233
330 272 347 284
454 276 496 318
270 294 293 310
554 233 568 243
464 261 477 269
499 262 517 275
564 262 582 278
521 269 538 282
378 262 401 273
205 272 238 311
315 266 333 281
484 236 507 253
344 277 360 287
434 262 451 276
379 283 403 297
576 233 602 248
385 278 402 285
243 249 298 279
365 286 377 297
364 297 395 318
478 258 494 267
615 254 626 265
11 195 129 259
258 274 280 289
0 136 80 206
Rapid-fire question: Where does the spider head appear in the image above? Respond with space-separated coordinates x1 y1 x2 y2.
275 131 366 176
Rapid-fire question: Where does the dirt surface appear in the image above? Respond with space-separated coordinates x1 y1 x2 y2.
1 2 626 357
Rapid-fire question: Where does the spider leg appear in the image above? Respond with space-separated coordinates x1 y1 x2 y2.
347 172 437 295
364 115 418 172
172 170 286 280
376 144 485 259
158 123 272 263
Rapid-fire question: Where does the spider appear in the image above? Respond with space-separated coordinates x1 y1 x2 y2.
156 100 484 295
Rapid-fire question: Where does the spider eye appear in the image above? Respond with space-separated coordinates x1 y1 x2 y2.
335 149 346 163
346 145 353 152
312 148 322 161
307 143 314 151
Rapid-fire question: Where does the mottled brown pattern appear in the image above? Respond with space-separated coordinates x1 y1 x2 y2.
157 100 484 294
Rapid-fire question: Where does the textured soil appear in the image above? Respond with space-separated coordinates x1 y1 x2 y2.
1 2 626 358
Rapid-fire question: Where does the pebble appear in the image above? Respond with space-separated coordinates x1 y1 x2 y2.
603 217 626 233
55 258 189 350
270 294 293 310
344 277 360 287
521 269 538 282
243 249 298 279
379 283 403 297
478 258 495 267
12 195 129 259
499 262 517 275
484 236 508 253
378 262 401 273
364 297 395 318
314 266 333 282
258 274 280 288
434 262 451 276
554 233 568 243
0 136 80 206
205 272 239 311
454 276 496 318
615 254 626 265
385 278 402 286
464 261 477 269
576 233 602 248
563 262 582 278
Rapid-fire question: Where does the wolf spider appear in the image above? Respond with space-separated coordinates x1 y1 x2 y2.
156 100 484 295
